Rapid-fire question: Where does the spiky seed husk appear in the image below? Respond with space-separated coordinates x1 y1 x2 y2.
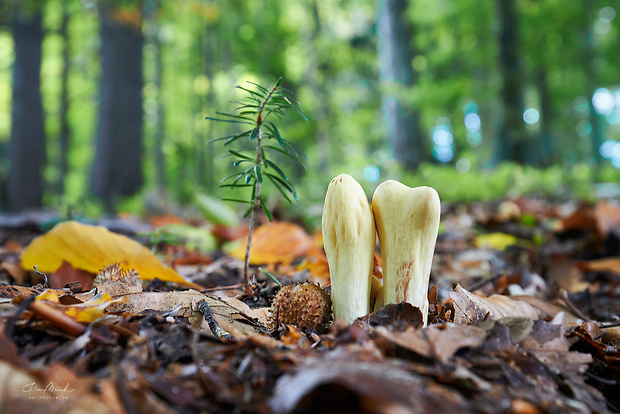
270 282 332 332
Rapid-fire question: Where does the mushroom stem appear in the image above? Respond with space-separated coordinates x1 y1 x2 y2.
372 181 440 325
322 174 375 324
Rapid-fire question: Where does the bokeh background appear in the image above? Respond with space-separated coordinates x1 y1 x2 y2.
1 0 619 223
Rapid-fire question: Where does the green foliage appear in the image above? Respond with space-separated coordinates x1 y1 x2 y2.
144 223 217 254
207 78 306 219
194 193 239 227
400 162 604 203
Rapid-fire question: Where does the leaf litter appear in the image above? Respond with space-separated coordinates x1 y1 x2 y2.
0 198 619 412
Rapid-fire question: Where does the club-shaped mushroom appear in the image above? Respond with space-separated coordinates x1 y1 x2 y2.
322 174 375 324
372 181 440 325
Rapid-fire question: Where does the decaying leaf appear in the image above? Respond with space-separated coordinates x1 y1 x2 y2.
450 283 539 324
425 324 487 363
20 221 201 289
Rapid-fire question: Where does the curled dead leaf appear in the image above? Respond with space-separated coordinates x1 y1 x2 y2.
450 283 539 324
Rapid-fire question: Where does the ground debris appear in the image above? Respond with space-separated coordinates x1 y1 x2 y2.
1 200 620 412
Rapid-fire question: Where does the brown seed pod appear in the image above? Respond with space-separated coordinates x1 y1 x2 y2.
271 282 332 332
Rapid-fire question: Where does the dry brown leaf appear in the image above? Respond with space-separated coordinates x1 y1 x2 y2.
51 260 97 290
104 289 268 338
20 221 200 289
547 254 589 293
1 261 28 284
450 283 539 324
374 325 433 358
2 240 24 254
593 202 620 237
557 205 597 233
425 324 487 363
577 257 620 276
0 360 120 413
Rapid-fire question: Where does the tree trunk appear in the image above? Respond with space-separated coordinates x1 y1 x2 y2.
494 0 526 164
145 0 166 194
91 3 144 208
57 2 71 195
6 4 46 211
377 0 423 170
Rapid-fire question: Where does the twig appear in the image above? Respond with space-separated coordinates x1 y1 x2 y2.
5 295 35 338
201 284 244 293
33 265 48 288
599 321 620 329
559 289 591 321
198 300 234 340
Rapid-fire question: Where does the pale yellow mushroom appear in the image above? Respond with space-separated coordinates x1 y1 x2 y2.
372 181 440 325
322 174 375 324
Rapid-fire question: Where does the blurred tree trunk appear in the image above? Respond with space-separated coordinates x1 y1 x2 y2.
494 0 526 164
91 3 144 208
7 3 45 211
57 2 71 195
145 0 166 194
377 0 423 170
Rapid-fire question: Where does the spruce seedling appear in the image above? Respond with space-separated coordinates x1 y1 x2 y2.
207 78 306 295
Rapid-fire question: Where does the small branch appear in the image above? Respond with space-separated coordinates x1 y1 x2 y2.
198 300 234 340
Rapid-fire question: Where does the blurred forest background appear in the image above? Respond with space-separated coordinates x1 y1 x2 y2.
1 0 620 223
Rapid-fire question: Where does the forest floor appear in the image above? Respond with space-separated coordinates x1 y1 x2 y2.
0 197 619 414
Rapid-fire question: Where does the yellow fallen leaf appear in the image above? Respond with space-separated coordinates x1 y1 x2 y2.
63 294 128 322
474 232 527 251
21 221 201 289
35 289 61 303
35 290 127 323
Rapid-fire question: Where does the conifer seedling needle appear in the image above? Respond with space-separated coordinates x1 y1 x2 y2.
207 78 306 295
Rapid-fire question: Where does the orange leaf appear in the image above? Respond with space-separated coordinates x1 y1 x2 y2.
21 221 201 289
230 222 316 265
149 214 186 227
